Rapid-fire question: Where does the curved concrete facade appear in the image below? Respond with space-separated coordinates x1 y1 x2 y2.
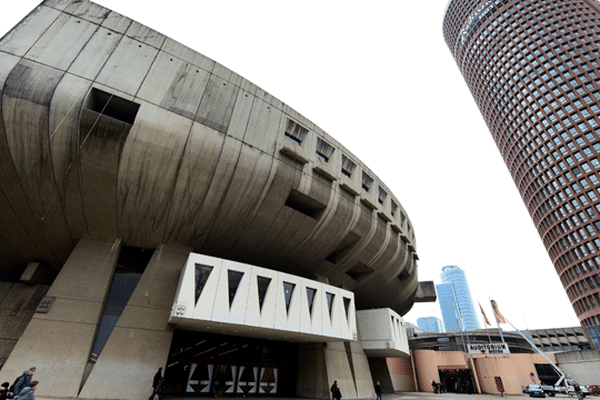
0 0 419 315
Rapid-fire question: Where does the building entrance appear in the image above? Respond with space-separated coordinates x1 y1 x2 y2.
164 330 298 397
438 368 475 393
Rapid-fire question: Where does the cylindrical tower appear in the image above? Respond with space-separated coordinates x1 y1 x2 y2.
443 0 600 333
440 265 480 331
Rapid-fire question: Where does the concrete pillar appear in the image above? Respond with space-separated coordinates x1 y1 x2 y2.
0 238 121 397
0 283 50 368
345 340 375 398
368 357 394 393
79 244 191 400
297 343 329 399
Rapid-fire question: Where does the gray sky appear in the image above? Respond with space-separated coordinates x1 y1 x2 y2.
1 1 580 330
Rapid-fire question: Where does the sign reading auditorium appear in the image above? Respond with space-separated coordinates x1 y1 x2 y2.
468 343 510 355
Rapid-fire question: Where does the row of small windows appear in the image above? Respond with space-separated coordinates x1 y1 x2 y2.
582 314 600 327
284 118 409 229
566 269 600 298
573 291 600 318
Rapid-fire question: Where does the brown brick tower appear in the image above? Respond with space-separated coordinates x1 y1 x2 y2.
444 0 600 346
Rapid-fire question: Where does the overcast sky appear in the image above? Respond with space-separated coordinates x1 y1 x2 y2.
1 1 580 331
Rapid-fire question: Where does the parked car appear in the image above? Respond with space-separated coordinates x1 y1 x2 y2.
528 384 546 398
588 385 600 396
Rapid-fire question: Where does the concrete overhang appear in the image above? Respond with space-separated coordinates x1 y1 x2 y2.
413 281 437 303
169 253 358 343
356 308 410 358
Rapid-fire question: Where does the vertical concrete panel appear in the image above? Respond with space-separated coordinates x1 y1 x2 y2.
24 13 98 70
0 5 61 57
346 339 376 398
0 238 120 397
96 37 159 95
0 283 49 367
63 1 112 25
136 52 210 120
297 343 329 399
49 75 91 239
79 244 191 400
117 105 192 247
67 26 122 80
325 341 358 399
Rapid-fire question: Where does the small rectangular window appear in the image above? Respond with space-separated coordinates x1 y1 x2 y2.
341 155 356 177
316 138 334 162
285 119 308 145
362 172 374 192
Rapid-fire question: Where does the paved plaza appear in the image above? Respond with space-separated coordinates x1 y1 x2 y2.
36 392 579 400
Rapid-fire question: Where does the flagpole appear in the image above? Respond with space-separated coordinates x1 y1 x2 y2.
479 301 493 345
490 297 507 353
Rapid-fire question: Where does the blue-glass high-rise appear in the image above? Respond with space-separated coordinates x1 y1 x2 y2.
417 316 444 333
436 265 480 332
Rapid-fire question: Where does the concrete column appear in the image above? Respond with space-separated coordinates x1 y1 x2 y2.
79 244 191 400
0 238 121 397
297 343 329 399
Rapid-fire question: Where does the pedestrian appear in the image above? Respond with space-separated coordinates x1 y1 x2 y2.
152 368 162 391
375 381 381 400
12 368 35 397
14 381 38 400
440 380 446 393
148 371 163 400
330 380 341 400
431 380 438 393
0 382 9 400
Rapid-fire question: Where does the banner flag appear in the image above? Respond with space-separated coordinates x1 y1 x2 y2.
479 302 491 326
491 299 506 324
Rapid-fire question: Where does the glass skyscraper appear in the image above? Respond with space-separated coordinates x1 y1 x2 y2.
436 265 480 332
444 0 600 345
417 316 444 333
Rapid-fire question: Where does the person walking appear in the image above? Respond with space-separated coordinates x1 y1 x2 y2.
14 381 38 400
0 382 9 400
152 368 162 391
330 381 341 400
375 381 381 400
13 368 35 397
148 370 163 400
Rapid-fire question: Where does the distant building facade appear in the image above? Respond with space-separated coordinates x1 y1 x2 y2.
443 0 600 345
529 326 591 353
417 316 444 333
437 266 480 332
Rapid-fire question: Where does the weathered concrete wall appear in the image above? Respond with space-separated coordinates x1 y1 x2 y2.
0 282 49 368
0 0 420 318
79 244 190 400
0 238 120 397
297 340 376 400
297 343 329 399
556 350 600 385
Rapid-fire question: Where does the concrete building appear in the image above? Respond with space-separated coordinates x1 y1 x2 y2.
436 266 480 332
0 1 435 399
529 326 591 353
392 330 559 395
416 316 444 333
444 0 600 346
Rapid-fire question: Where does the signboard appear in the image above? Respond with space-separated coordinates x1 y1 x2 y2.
467 343 509 355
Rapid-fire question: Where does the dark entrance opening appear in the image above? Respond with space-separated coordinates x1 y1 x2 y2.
438 368 475 393
164 330 298 397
